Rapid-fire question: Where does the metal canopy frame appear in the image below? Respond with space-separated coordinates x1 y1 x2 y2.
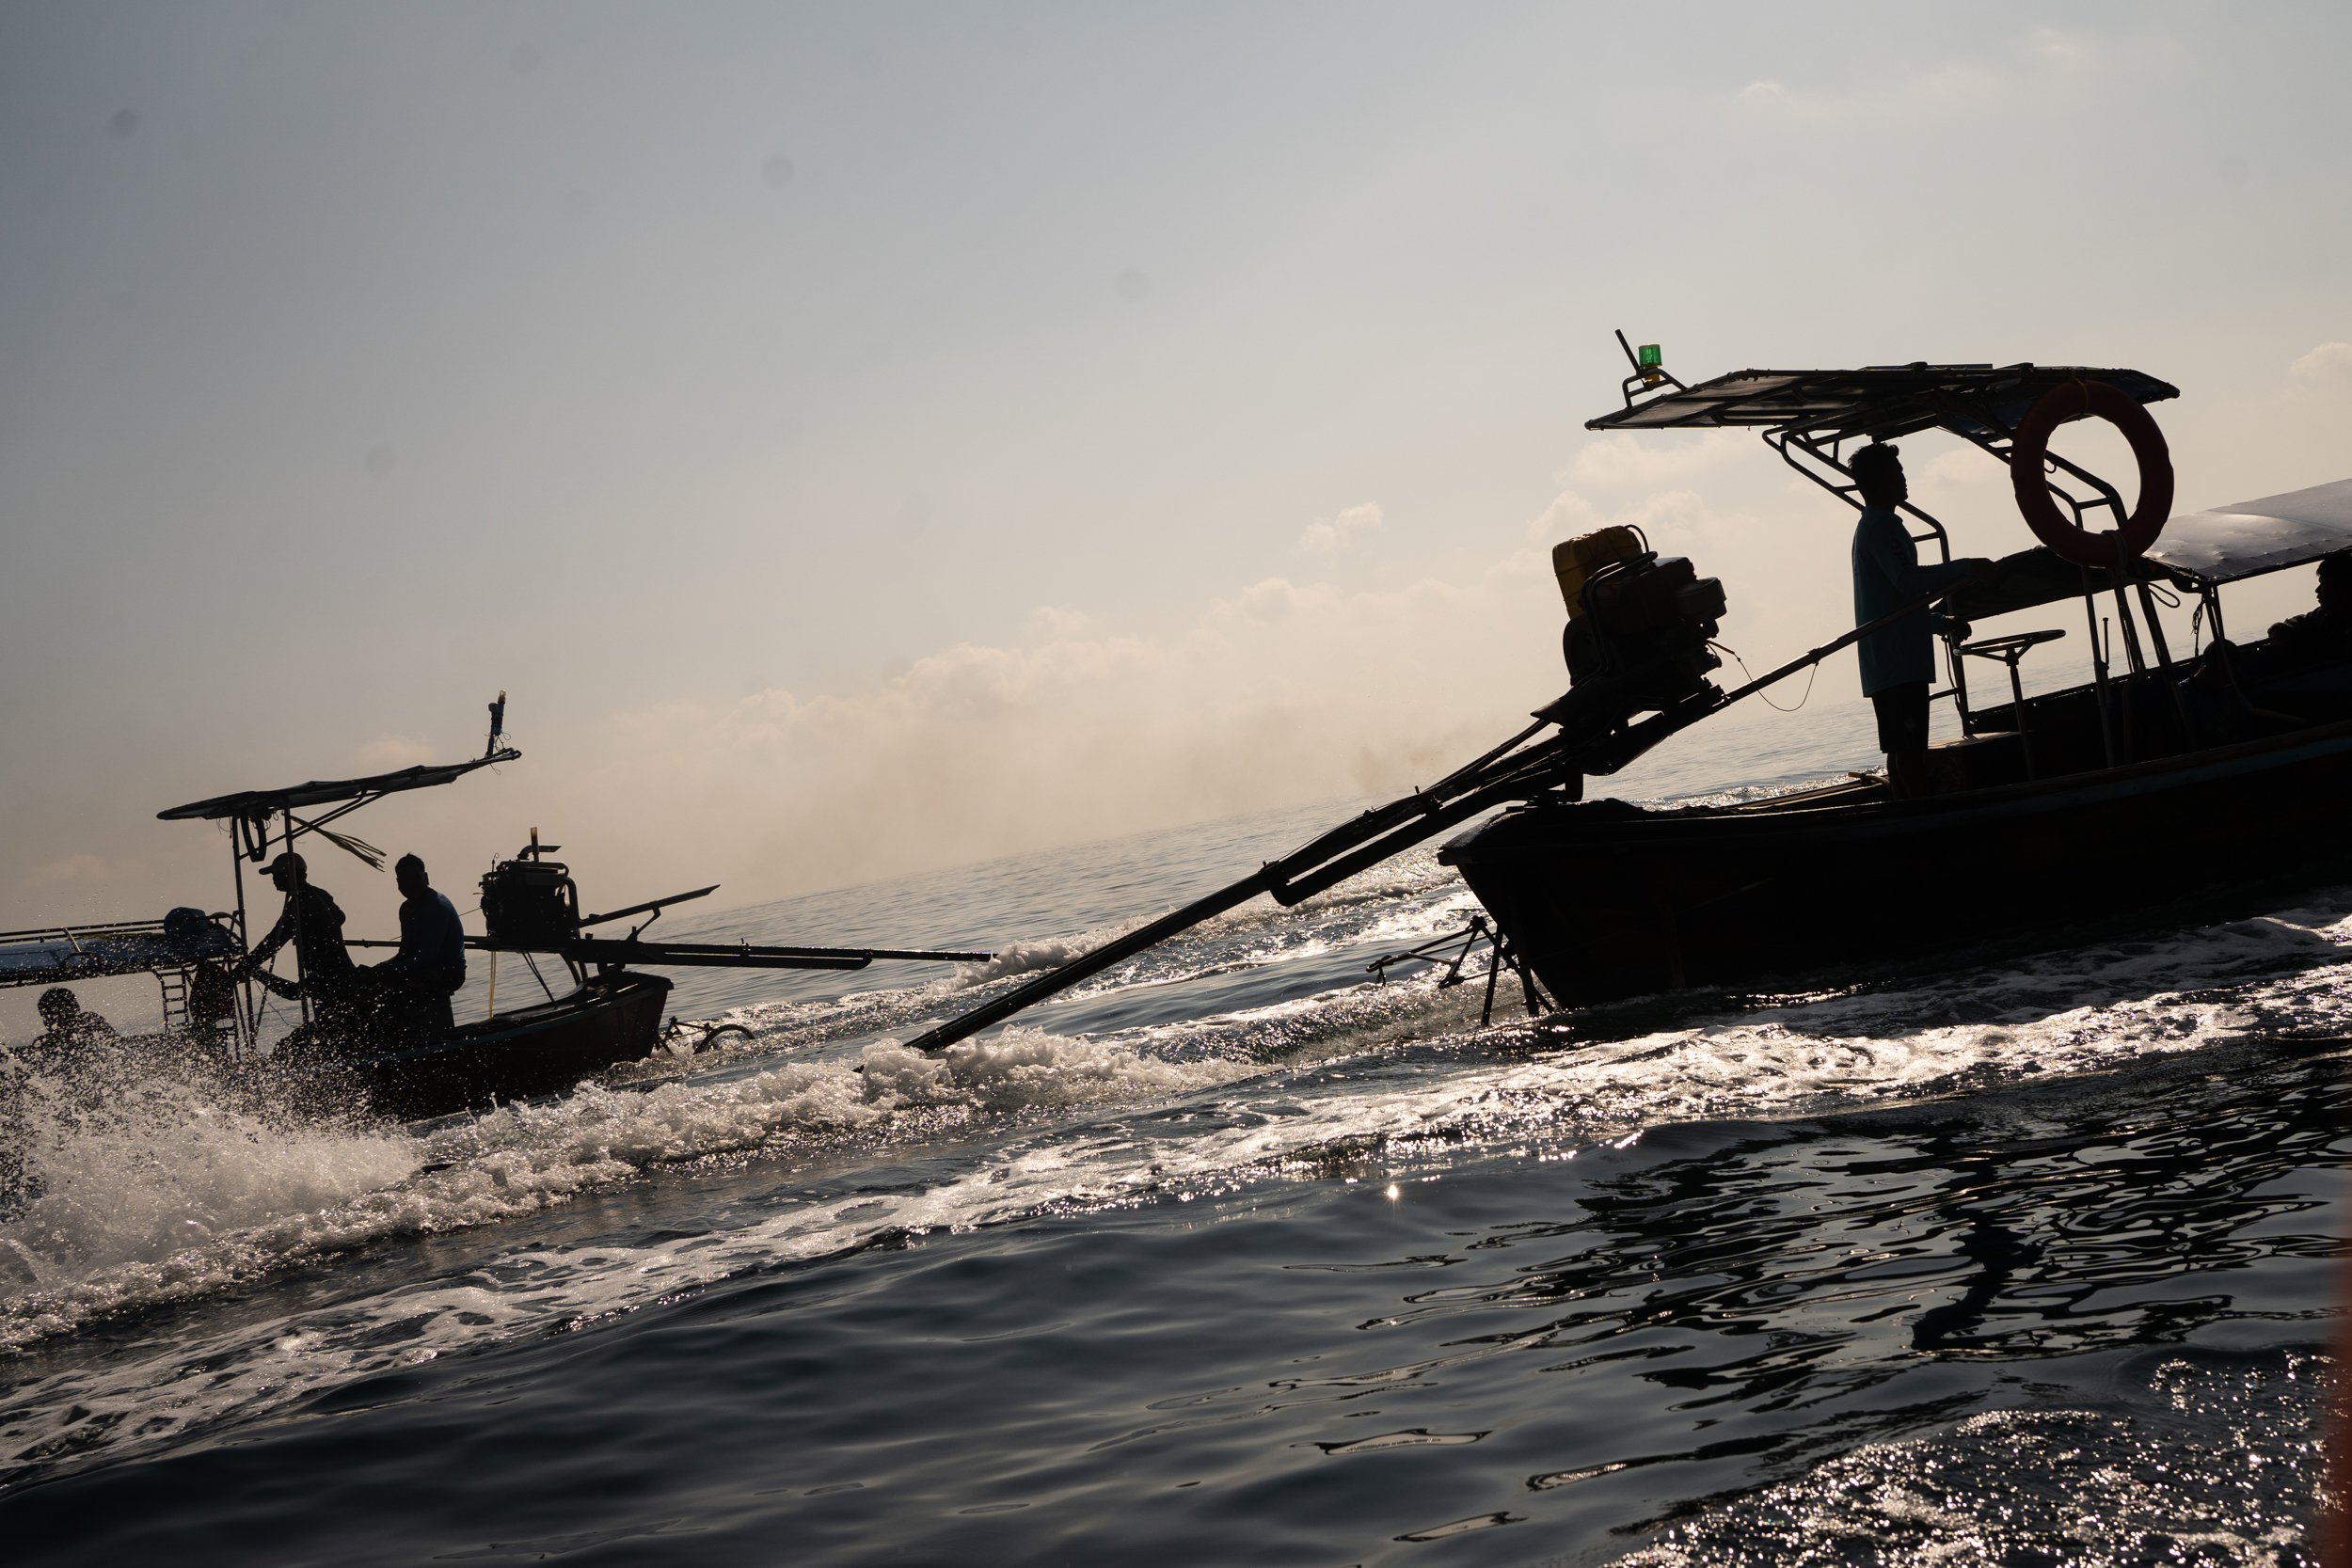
151 701 519 1053
1586 352 2191 768
1587 362 2179 438
159 749 520 833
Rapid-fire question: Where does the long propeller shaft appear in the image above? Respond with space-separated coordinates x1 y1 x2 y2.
901 580 1969 1054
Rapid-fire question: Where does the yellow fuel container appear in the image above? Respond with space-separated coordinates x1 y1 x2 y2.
1552 527 1646 618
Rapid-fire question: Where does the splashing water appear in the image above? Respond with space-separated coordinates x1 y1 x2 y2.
1 789 2346 1563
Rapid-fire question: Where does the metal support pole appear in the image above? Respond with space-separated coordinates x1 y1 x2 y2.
2081 578 2117 768
2109 584 2147 763
230 833 253 1062
2109 584 2148 676
285 816 310 1026
2135 578 2198 745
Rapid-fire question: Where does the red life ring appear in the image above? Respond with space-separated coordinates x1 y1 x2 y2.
2008 379 2173 569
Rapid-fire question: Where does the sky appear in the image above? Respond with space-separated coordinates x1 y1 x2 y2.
5 1 2351 976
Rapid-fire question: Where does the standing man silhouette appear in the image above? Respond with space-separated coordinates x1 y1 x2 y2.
1849 443 1990 799
241 850 364 1042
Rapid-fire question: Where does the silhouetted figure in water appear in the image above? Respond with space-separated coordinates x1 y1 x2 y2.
24 988 117 1073
374 853 467 1040
1848 442 1992 799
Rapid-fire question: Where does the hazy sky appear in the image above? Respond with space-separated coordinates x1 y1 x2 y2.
5 2 2350 961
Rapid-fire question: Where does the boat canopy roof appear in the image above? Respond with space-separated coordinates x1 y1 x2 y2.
1587 363 2179 441
2142 479 2352 586
157 746 520 822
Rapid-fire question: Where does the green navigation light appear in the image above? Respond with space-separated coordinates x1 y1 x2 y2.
1638 343 1662 370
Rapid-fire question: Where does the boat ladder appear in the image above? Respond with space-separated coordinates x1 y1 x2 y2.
157 967 192 1031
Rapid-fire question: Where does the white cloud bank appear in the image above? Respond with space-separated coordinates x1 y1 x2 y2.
1297 501 1383 555
1732 25 2130 129
550 547 1570 902
1564 430 1748 491
4 482 1849 931
2289 341 2352 388
512 470 1854 912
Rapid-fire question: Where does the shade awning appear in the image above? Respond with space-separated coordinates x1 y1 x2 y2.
158 747 520 822
2141 479 2352 585
1587 363 2179 441
0 912 240 989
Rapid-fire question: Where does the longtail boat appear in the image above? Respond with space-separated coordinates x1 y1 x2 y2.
896 344 2352 1049
4 697 992 1119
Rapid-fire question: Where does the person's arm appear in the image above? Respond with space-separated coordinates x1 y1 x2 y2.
250 966 302 1000
379 900 423 977
1859 521 1990 601
247 901 294 965
2267 610 2323 655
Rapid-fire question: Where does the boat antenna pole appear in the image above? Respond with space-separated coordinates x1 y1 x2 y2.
899 578 1979 1055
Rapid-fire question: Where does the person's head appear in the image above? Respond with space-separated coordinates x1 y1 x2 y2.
2318 552 2352 614
262 850 308 891
36 988 81 1026
394 853 430 900
1850 442 1907 508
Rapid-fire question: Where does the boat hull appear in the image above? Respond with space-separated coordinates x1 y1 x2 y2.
278 970 674 1121
1439 719 2352 1008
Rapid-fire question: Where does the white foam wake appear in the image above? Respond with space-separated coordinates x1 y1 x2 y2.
8 881 2352 1483
0 1025 1260 1359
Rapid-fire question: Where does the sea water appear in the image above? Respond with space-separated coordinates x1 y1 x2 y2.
0 723 2344 1564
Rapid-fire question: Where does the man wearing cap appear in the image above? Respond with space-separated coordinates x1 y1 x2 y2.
242 851 360 1023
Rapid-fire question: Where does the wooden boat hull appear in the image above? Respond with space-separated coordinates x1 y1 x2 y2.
1439 719 2352 1009
277 971 675 1121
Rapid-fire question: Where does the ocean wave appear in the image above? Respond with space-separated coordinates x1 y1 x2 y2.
9 863 2352 1493
0 1024 1258 1363
950 939 1091 986
1611 1355 2322 1566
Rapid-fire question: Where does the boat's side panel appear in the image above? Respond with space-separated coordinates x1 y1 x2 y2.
345 973 673 1120
1444 725 2352 1006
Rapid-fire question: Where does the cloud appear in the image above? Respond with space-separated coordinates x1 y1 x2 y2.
2289 341 2352 388
533 546 1588 905
357 734 437 769
29 852 146 887
1528 484 1749 555
1526 487 1601 544
1920 449 1992 487
1730 24 2124 128
1565 429 1747 490
1297 502 1382 555
504 470 1860 912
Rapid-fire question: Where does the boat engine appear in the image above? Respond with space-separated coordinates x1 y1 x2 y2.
479 831 581 949
1542 526 1727 753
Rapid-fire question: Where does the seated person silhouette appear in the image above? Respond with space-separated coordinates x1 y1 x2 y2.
24 988 117 1073
2187 551 2352 730
2265 550 2352 664
373 853 467 1043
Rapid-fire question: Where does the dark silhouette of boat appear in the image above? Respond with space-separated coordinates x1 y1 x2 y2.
270 970 677 1123
5 698 993 1120
897 350 2352 1052
1440 357 2352 1007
